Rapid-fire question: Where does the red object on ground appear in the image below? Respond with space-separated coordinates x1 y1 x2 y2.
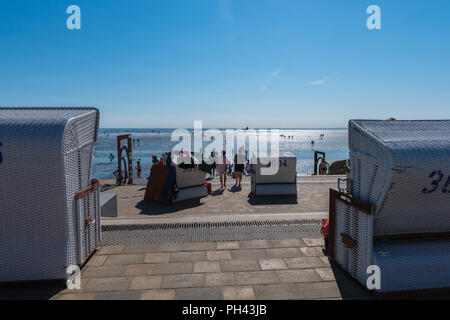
321 219 329 239
205 182 212 195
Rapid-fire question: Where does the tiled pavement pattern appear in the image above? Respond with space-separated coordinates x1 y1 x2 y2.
52 238 372 300
101 176 341 219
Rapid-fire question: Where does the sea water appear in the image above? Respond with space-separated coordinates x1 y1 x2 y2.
93 128 349 179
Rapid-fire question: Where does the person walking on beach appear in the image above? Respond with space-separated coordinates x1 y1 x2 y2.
227 163 233 177
233 148 245 187
216 150 228 189
208 151 216 179
113 169 120 185
245 160 251 175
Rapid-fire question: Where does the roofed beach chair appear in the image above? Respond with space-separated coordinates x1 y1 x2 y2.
328 120 450 293
171 152 208 202
250 152 297 196
144 151 207 204
0 107 101 282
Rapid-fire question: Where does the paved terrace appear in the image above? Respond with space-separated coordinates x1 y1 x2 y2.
55 239 368 300
1 239 373 300
1 175 447 299
100 175 341 223
2 240 448 300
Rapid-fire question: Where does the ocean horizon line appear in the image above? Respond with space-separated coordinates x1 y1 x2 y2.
99 127 348 131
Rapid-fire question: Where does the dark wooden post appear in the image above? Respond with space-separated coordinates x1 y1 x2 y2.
117 134 133 185
127 135 133 185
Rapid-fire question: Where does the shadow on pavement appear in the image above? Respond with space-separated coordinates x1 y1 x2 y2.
247 193 298 205
135 198 204 216
329 259 450 300
0 281 66 300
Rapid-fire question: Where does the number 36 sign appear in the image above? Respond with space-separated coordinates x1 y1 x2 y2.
422 170 450 194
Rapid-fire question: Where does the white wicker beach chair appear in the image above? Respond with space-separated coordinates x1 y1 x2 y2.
329 120 450 293
171 152 207 202
251 152 297 195
0 107 101 282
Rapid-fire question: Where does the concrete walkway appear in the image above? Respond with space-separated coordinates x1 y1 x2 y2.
101 176 342 223
52 238 370 300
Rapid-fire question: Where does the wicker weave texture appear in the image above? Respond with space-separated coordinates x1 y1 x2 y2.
349 120 450 236
76 188 102 264
334 200 373 287
0 107 99 282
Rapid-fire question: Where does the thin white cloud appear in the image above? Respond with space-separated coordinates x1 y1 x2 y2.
308 73 337 86
259 80 271 92
271 67 283 77
260 67 283 92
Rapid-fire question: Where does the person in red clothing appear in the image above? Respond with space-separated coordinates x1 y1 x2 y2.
321 219 329 254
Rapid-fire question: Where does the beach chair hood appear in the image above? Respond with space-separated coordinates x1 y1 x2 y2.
348 119 450 236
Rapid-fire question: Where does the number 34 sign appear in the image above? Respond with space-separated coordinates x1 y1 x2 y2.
422 170 450 194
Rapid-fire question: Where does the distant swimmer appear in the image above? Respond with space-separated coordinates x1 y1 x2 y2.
311 140 315 145
108 153 115 162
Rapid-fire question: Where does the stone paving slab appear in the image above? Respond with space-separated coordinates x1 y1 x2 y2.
252 284 304 300
174 287 223 300
222 285 256 300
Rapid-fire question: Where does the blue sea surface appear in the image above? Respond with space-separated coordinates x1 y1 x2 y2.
93 128 349 179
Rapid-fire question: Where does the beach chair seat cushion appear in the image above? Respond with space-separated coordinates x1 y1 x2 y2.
373 240 450 292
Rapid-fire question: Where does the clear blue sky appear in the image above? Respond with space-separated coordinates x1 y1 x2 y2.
1 0 449 128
